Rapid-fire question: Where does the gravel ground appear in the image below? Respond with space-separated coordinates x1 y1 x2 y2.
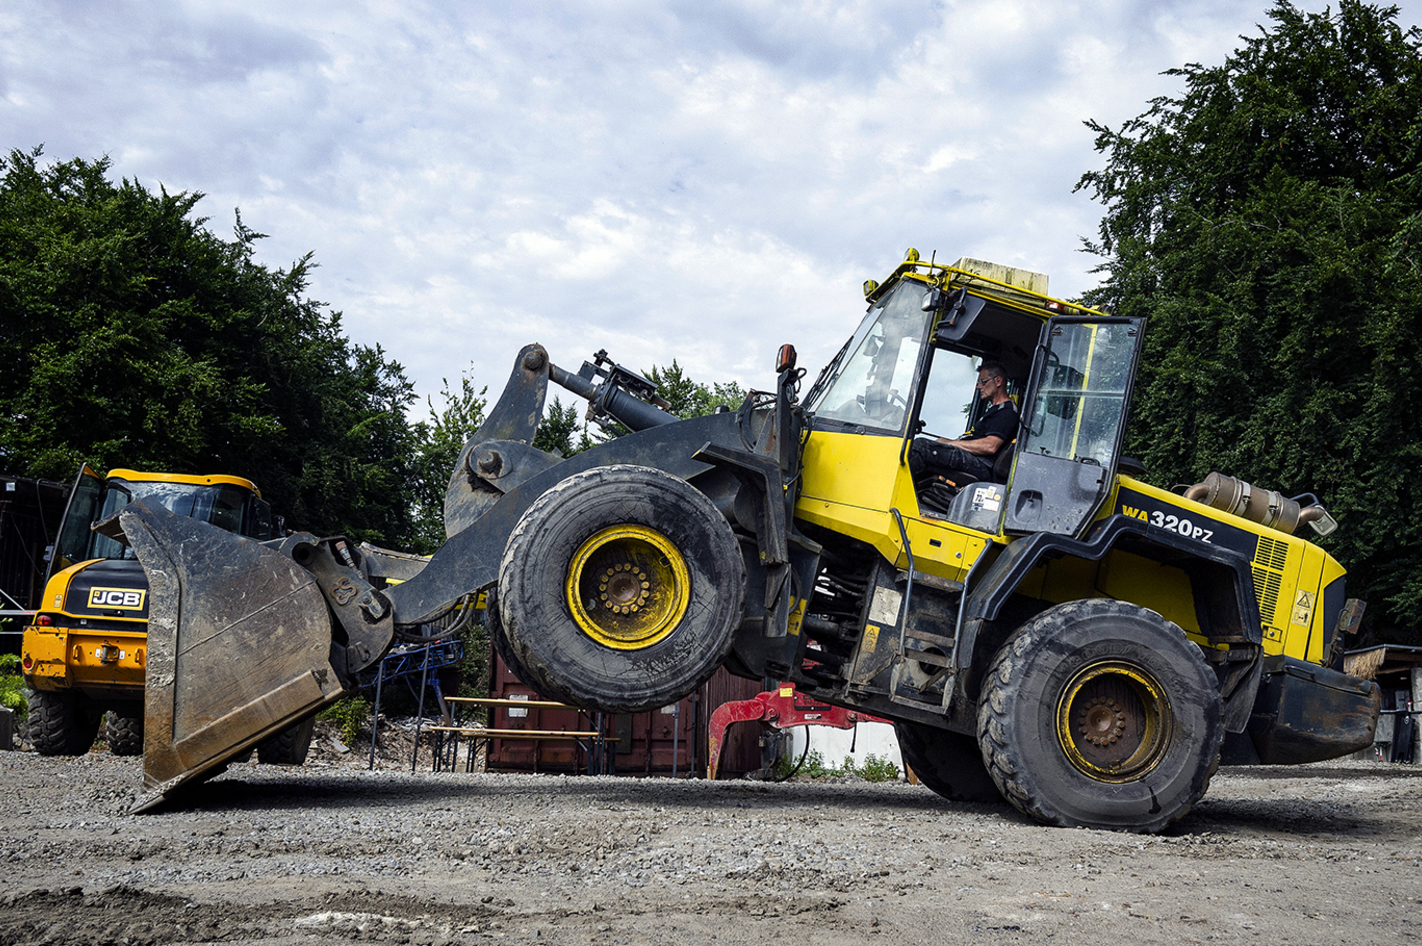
0 728 1419 946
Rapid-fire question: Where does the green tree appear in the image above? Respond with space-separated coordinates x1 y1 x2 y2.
409 369 487 553
1077 1 1422 642
532 396 593 457
0 148 418 545
645 361 746 418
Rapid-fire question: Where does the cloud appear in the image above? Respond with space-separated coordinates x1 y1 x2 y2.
3 0 1417 411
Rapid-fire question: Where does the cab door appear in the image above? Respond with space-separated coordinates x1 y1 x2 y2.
45 464 106 584
1001 317 1144 537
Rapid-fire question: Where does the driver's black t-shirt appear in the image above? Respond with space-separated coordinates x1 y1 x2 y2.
962 399 1018 444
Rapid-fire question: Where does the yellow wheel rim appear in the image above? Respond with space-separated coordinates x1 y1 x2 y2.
1055 661 1172 782
566 525 691 651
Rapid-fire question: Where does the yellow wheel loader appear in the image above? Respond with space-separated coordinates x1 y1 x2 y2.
120 253 1380 831
19 466 303 760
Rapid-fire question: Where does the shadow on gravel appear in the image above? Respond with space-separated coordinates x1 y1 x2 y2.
153 770 1020 821
1169 798 1382 838
1217 764 1422 781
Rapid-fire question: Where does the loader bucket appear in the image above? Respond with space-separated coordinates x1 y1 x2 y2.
122 500 346 811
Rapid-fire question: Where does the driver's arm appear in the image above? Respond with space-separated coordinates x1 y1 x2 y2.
936 434 1004 456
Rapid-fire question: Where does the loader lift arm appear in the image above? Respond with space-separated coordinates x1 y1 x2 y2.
126 343 808 809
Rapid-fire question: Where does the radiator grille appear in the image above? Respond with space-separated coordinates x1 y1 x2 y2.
1255 534 1289 570
1252 567 1283 625
1252 534 1290 634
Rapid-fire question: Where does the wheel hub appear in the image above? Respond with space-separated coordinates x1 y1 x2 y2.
1078 696 1126 746
567 525 690 651
1056 661 1172 782
599 564 650 614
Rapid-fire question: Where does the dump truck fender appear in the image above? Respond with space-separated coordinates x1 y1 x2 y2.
958 514 1263 733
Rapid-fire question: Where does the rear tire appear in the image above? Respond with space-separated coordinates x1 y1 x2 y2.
498 465 745 714
257 716 316 765
106 704 144 756
895 721 1002 803
976 598 1223 833
29 689 101 756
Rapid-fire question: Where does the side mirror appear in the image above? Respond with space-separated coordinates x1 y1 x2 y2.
776 344 797 373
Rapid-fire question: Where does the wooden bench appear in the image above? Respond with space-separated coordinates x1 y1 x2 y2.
431 699 616 774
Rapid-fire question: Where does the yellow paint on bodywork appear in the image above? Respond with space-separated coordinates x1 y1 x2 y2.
21 626 70 689
797 392 1347 668
1292 543 1343 664
799 429 903 513
22 626 147 691
1103 475 1346 659
23 562 150 691
1097 550 1203 637
107 467 262 498
797 426 993 584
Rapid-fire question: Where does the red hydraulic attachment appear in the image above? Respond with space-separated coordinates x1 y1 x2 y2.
706 683 890 780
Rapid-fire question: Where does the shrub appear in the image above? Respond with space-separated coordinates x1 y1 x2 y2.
318 696 370 744
0 654 26 719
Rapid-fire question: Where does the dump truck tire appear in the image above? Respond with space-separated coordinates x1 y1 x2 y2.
498 465 745 714
29 689 101 756
257 716 316 765
106 705 144 757
976 598 1223 833
895 721 1002 803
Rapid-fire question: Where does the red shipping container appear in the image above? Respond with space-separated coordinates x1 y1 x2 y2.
484 651 764 778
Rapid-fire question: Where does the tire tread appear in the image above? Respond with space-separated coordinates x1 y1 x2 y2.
974 598 1222 833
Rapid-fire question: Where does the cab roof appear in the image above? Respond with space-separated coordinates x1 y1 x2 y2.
865 252 1110 382
105 469 261 498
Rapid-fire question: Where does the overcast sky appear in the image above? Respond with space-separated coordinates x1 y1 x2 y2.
5 0 1418 416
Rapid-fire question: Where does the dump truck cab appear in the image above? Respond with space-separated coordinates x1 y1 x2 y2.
21 465 279 756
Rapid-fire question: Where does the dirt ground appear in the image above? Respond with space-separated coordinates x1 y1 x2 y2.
0 723 1419 946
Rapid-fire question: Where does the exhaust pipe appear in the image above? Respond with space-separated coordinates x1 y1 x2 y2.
1184 472 1336 536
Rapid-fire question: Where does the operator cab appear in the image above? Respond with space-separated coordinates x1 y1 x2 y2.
804 254 1144 539
47 466 281 582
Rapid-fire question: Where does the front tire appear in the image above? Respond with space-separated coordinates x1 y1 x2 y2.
498 465 745 714
257 716 316 765
976 599 1223 833
106 704 144 756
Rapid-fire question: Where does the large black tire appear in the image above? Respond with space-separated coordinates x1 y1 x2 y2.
498 465 745 714
257 715 316 765
106 704 144 757
895 721 1002 803
28 689 102 756
976 599 1223 833
487 586 536 687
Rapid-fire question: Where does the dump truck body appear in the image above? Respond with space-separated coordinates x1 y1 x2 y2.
123 252 1379 831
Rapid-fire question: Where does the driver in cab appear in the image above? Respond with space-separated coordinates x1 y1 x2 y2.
909 361 1016 484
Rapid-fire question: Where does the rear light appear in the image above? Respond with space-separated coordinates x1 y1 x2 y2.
36 615 53 626
21 655 32 671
